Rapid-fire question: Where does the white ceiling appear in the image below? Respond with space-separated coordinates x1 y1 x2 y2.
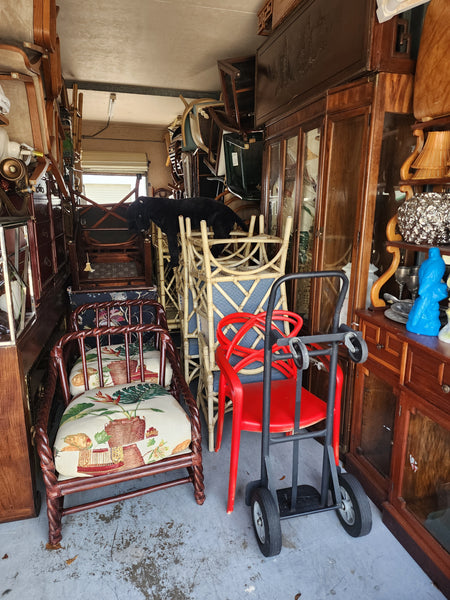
56 0 264 129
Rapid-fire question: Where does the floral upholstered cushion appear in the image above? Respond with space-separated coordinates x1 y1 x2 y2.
69 342 173 397
54 382 191 479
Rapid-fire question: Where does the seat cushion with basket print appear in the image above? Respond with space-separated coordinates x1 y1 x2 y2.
54 381 191 479
69 341 173 397
36 323 205 547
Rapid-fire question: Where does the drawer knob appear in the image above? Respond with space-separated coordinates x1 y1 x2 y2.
442 384 450 394
376 343 385 350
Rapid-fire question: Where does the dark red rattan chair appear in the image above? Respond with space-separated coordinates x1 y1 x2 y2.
36 323 205 547
70 298 168 333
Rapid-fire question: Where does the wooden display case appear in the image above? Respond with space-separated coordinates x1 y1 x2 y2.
0 218 36 345
347 64 450 593
0 218 37 522
347 310 449 596
263 73 415 332
262 72 415 449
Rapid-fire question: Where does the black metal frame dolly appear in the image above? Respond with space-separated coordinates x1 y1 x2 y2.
246 271 372 556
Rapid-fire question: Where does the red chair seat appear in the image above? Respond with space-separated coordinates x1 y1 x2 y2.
237 379 327 432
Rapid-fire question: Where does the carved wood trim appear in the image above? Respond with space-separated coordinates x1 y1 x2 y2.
371 214 402 307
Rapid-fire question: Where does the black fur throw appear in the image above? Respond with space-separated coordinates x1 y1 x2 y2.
127 196 247 267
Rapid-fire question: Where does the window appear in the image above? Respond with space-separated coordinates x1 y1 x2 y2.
82 174 146 205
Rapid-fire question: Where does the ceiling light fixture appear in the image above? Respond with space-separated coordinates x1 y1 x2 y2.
83 91 118 139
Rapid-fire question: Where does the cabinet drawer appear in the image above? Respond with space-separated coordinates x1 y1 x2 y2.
405 347 450 407
360 319 406 375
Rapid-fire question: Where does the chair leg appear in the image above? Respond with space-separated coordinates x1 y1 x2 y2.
188 462 206 505
226 416 243 513
189 434 206 505
46 494 64 547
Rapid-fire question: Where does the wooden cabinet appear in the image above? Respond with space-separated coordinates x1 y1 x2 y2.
0 345 38 521
0 219 37 522
0 183 70 523
262 72 415 449
347 310 450 596
0 287 67 523
255 0 416 127
349 360 398 505
263 73 415 334
385 388 449 595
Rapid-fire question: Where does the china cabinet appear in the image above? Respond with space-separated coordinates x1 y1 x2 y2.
263 73 415 333
0 179 70 523
347 310 449 596
262 72 415 447
0 218 37 521
346 93 450 595
258 0 427 335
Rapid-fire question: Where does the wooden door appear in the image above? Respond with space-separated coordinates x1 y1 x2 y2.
311 104 371 333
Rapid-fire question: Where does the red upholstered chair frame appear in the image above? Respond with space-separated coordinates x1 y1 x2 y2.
35 323 205 547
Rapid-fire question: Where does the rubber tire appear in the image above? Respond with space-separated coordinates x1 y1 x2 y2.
251 487 282 557
337 472 372 537
347 334 368 364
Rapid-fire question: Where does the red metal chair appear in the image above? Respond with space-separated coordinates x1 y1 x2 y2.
215 311 343 513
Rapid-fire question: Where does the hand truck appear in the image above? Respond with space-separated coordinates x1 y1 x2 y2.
246 271 371 557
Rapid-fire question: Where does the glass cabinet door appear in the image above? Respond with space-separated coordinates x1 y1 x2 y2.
267 142 281 237
316 111 369 332
395 404 450 553
295 126 321 322
0 218 35 345
358 367 396 479
280 135 298 301
280 135 298 237
371 112 416 301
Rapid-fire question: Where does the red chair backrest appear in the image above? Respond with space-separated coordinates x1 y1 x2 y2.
216 310 304 382
217 310 304 359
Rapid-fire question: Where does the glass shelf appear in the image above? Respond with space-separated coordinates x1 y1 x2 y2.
386 240 450 256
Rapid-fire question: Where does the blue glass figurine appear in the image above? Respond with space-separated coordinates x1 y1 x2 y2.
406 247 448 336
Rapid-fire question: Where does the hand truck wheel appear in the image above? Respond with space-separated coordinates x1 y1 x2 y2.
288 337 310 370
251 487 282 557
336 472 372 537
344 332 368 364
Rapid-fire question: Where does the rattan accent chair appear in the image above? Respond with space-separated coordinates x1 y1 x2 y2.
35 323 205 547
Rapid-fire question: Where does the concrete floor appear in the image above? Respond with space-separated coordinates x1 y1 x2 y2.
0 415 446 600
